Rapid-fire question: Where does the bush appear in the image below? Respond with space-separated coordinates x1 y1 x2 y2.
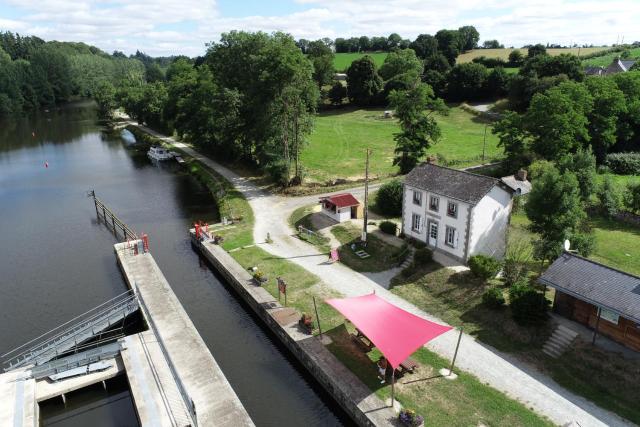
605 152 640 175
265 160 290 186
482 287 505 309
625 182 640 213
379 221 398 235
509 282 549 325
503 259 527 286
375 180 403 216
468 255 502 280
413 247 432 265
598 176 623 218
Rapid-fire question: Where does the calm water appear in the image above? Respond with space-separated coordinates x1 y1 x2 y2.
0 102 350 426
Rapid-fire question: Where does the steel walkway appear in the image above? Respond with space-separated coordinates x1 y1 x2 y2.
1 290 138 372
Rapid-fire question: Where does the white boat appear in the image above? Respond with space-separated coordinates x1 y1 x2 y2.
147 146 174 161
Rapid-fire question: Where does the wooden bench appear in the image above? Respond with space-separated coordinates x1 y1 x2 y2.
351 329 374 352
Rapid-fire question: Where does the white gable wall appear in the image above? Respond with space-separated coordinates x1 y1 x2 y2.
468 185 512 259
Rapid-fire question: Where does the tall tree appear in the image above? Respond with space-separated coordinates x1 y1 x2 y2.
346 55 383 106
525 163 587 262
492 111 531 172
435 30 461 65
409 34 438 59
389 82 446 173
457 26 480 52
307 39 335 88
446 62 488 100
524 81 593 160
379 48 423 81
583 76 626 162
557 146 597 202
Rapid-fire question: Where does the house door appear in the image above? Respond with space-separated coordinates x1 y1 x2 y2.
428 221 438 247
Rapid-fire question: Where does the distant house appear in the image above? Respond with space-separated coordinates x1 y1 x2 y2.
539 253 640 352
319 193 360 223
605 58 637 74
584 66 604 76
500 169 532 196
401 161 521 263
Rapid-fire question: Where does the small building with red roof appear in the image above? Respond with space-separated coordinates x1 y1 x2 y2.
319 193 361 222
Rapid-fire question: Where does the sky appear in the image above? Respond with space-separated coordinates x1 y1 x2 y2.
0 0 639 57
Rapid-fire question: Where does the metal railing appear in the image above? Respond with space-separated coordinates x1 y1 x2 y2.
132 281 198 426
1 290 138 371
89 190 138 242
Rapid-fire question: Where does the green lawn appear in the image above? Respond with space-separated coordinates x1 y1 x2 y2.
326 323 553 426
303 106 502 182
332 224 406 272
457 47 607 63
288 204 332 253
333 52 387 71
510 210 640 276
582 47 640 67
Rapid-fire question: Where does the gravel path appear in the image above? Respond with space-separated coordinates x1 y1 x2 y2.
134 123 634 427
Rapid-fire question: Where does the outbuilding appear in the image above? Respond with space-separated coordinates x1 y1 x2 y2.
319 193 361 223
538 252 640 352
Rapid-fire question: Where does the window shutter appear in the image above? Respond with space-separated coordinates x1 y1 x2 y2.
454 230 459 248
419 216 424 232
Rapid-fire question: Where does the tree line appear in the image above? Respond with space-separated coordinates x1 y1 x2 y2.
0 31 148 115
115 31 319 186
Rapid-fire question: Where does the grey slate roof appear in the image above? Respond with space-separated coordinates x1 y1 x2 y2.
500 175 531 195
404 163 499 205
621 60 636 71
538 253 640 323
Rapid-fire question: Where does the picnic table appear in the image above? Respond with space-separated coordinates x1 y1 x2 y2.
395 357 418 377
351 328 374 352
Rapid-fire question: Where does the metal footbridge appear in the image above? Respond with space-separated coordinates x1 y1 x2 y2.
1 290 139 375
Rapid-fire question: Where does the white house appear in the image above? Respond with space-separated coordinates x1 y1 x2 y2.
402 162 517 263
319 193 361 223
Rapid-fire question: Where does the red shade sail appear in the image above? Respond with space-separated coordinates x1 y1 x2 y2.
326 294 453 368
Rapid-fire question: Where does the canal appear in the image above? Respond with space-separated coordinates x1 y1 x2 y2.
0 102 351 426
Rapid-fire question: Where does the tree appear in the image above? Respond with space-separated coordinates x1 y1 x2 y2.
508 50 524 67
435 30 461 65
527 44 547 58
375 180 403 215
346 55 383 106
423 53 451 73
307 39 335 88
485 67 511 97
409 34 438 59
524 81 592 160
584 76 626 162
525 164 586 262
521 53 584 81
94 80 116 118
482 40 503 49
446 62 488 100
358 36 371 52
389 82 446 173
458 26 480 52
145 63 164 82
387 33 402 50
557 146 597 202
492 111 531 171
379 48 422 81
598 176 623 218
328 82 347 105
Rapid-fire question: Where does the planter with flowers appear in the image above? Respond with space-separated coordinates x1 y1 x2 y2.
399 409 424 427
252 270 268 285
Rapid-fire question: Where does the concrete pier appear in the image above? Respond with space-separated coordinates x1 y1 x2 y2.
115 242 253 427
191 233 397 427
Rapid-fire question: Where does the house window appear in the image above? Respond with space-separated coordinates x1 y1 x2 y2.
447 201 458 218
445 226 457 248
411 213 422 232
599 308 619 325
429 196 439 212
413 190 422 206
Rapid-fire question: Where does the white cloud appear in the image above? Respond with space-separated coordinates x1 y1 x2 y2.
1 0 640 56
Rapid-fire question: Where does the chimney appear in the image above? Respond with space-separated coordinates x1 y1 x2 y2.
516 169 527 181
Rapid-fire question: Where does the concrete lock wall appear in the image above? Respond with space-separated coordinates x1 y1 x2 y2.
191 232 396 427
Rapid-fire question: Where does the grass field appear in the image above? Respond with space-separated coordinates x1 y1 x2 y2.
303 106 502 182
510 210 640 276
333 52 388 71
457 47 607 63
582 48 640 67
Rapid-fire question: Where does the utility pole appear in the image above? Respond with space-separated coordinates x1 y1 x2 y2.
362 148 370 244
482 124 487 164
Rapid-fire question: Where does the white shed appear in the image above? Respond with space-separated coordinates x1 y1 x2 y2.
319 193 360 223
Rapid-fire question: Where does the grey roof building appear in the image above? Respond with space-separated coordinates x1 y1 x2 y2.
604 58 637 75
404 163 502 205
539 252 640 323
